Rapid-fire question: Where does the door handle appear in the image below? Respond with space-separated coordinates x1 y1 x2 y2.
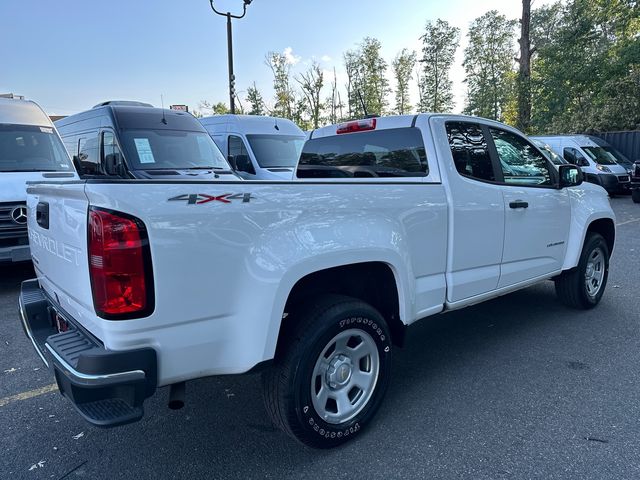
509 200 528 209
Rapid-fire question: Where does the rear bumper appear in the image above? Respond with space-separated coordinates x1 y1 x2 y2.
19 279 157 427
0 244 30 263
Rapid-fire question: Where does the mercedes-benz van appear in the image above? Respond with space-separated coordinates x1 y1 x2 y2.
0 97 77 263
200 115 306 180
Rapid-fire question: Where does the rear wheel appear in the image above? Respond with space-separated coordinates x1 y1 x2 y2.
262 295 392 448
555 232 609 309
632 188 640 203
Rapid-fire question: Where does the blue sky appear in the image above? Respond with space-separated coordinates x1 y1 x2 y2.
0 0 552 117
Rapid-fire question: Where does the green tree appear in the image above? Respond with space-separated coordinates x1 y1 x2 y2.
531 0 640 133
265 52 295 119
516 0 533 132
297 62 324 129
326 67 344 124
343 37 390 118
392 48 416 114
463 10 517 121
198 100 229 116
246 82 266 116
418 19 460 113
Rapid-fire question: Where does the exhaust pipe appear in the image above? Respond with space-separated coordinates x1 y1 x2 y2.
168 382 186 410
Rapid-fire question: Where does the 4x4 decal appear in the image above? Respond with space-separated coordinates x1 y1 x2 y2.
168 193 253 205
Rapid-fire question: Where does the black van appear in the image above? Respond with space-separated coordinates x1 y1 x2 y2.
55 101 238 180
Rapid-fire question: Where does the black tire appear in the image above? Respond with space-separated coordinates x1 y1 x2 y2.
632 188 640 204
555 232 609 309
262 294 392 448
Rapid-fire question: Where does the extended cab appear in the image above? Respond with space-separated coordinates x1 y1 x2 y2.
20 114 615 448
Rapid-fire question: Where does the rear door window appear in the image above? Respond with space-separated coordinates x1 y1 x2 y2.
298 127 428 178
445 122 495 182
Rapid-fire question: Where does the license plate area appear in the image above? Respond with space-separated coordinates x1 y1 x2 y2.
48 306 71 334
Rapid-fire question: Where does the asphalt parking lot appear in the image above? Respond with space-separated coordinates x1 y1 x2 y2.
1 197 638 480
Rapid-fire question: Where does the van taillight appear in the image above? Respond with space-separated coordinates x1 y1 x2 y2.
336 118 376 134
88 208 154 319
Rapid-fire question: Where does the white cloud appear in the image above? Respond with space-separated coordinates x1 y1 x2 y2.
321 55 332 63
283 47 301 65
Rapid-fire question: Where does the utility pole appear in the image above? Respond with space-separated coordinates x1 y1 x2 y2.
209 0 253 114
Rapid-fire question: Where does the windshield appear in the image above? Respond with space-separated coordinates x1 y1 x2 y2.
601 146 633 169
0 124 73 172
245 134 305 168
119 129 229 170
582 146 617 166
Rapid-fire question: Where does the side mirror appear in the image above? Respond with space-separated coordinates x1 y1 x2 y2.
72 155 84 176
235 155 256 175
558 164 583 188
578 158 590 167
227 155 237 171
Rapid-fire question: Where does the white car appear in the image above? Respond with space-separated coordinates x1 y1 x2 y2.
0 98 77 263
20 114 614 448
532 135 629 194
200 114 306 180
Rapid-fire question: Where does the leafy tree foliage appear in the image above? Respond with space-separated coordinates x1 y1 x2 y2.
530 0 640 133
265 51 296 119
344 37 390 118
392 48 416 114
246 82 266 116
297 62 324 129
463 11 517 121
418 19 460 113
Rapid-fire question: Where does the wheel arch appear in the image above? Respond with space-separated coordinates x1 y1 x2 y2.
270 261 408 362
563 215 615 270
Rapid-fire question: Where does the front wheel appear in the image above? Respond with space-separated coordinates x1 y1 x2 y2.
555 232 610 309
632 188 640 203
262 295 392 448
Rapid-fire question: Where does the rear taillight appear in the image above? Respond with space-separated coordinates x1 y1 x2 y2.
336 118 376 134
89 208 154 319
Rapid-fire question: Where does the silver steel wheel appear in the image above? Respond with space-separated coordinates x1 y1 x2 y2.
584 247 605 297
310 328 380 425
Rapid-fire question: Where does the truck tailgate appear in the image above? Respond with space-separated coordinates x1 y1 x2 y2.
26 182 97 334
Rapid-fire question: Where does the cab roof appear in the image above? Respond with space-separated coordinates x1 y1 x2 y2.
0 98 53 127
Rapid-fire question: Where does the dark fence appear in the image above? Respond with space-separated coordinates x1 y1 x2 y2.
593 131 640 161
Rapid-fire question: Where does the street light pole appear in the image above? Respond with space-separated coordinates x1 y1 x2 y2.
210 0 252 115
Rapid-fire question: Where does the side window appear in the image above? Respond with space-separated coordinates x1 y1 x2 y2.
564 147 588 167
77 133 100 175
297 127 428 178
101 131 124 177
489 128 553 186
445 122 495 182
228 135 255 174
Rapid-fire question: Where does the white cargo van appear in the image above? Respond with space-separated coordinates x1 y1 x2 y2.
532 135 630 194
0 98 77 263
200 115 306 180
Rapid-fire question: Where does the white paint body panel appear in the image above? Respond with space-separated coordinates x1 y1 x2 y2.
26 114 615 386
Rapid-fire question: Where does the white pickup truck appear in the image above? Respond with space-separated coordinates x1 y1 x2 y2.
20 114 615 448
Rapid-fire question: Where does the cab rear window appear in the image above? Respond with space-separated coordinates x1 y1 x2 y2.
297 127 428 178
